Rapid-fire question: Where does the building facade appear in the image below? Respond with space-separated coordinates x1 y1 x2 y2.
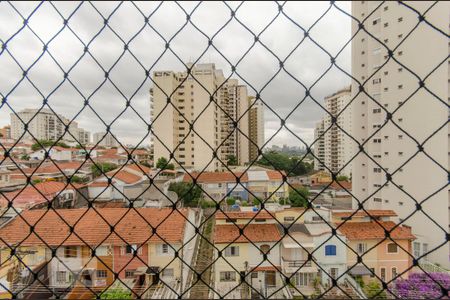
150 63 253 171
248 96 265 162
93 132 117 148
351 1 449 267
11 109 68 142
313 119 325 172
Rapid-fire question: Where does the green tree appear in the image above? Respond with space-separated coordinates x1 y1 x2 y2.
168 181 202 206
257 151 313 176
100 289 132 299
289 187 310 207
31 140 70 151
20 154 30 161
69 175 88 184
226 155 238 166
226 197 236 206
90 162 117 177
364 280 386 299
336 175 349 181
156 157 175 170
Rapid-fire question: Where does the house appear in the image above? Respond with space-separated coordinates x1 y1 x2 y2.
0 207 200 299
29 146 79 161
331 209 397 223
338 221 415 284
0 181 86 210
87 164 151 201
183 169 289 203
7 161 93 183
213 210 292 299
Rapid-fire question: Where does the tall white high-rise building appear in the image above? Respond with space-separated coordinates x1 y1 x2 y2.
313 119 325 172
150 63 251 171
248 96 265 162
93 132 117 148
11 108 68 142
351 1 449 267
314 87 354 177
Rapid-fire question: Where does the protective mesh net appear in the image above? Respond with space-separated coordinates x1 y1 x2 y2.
0 1 449 299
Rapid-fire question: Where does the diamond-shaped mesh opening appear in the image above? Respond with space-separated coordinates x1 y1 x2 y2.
0 1 449 299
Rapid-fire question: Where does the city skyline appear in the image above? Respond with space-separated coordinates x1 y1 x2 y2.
0 1 352 147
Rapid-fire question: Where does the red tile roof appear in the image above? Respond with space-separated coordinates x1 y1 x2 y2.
266 170 285 181
125 164 151 175
106 170 142 184
215 211 273 220
214 224 281 243
251 265 282 272
0 208 189 247
333 210 397 218
0 181 81 209
338 221 415 240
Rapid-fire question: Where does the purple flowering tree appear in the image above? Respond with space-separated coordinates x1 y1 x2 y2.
394 272 450 299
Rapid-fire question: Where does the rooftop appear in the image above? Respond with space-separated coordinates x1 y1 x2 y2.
214 224 281 243
338 221 415 240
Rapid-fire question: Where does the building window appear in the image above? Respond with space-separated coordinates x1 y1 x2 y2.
56 271 67 283
373 78 381 84
125 270 136 278
380 267 386 281
224 246 239 257
413 242 420 258
373 198 382 202
387 243 398 253
225 218 237 223
392 267 398 279
260 244 270 255
370 268 375 278
372 18 380 25
158 243 171 255
398 85 403 90
398 51 403 56
97 270 107 278
423 243 429 258
325 245 337 256
220 271 236 282
399 201 404 206
398 17 403 22
64 246 78 258
384 6 388 11
398 34 403 39
357 243 367 254
284 216 295 222
384 22 388 28
162 268 174 278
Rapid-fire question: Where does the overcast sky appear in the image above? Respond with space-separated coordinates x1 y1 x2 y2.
0 1 352 148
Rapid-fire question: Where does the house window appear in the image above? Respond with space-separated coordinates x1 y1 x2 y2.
64 246 78 258
369 268 375 278
162 268 174 278
160 243 170 255
225 218 237 223
260 244 270 255
387 243 398 253
380 267 386 281
97 270 107 278
125 269 136 278
357 243 367 254
224 246 239 257
423 243 429 259
325 245 336 256
220 271 236 282
284 216 295 222
56 271 67 283
392 267 398 279
398 17 403 22
413 242 421 258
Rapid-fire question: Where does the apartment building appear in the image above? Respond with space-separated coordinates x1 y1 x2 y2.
11 109 68 141
150 63 254 171
93 132 118 148
314 87 353 177
248 96 265 162
313 119 325 172
351 1 449 267
76 128 91 145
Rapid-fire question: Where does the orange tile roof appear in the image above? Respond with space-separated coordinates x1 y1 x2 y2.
215 211 273 220
0 208 189 247
266 170 285 181
184 171 247 183
0 181 81 208
251 265 282 272
106 170 142 184
125 164 151 175
338 221 415 240
330 181 352 190
333 210 397 218
214 224 281 243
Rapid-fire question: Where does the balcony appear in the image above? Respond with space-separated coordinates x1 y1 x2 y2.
281 257 317 274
